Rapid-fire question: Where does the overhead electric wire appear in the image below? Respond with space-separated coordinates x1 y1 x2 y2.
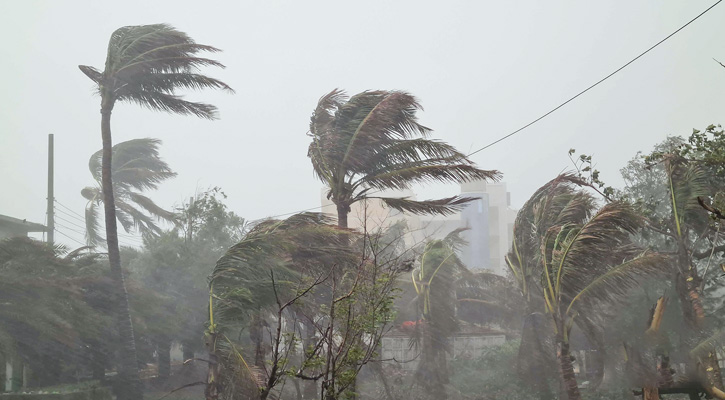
466 0 723 158
53 228 86 247
54 212 86 231
54 200 85 220
54 199 146 243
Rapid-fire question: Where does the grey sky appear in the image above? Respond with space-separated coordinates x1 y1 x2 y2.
1 1 724 248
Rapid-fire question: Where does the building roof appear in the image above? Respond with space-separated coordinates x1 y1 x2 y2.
0 214 46 233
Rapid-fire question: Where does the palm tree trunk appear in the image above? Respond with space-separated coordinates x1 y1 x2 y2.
674 243 725 397
158 340 171 381
558 341 581 400
101 107 144 400
336 204 348 229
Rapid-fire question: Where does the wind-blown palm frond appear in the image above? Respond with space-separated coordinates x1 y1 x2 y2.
506 173 591 300
665 156 710 238
376 196 479 216
83 139 178 246
565 251 668 315
545 202 644 301
307 88 501 227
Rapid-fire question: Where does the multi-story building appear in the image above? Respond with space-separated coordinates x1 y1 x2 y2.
320 180 517 275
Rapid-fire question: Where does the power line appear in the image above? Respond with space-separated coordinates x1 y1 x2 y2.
54 228 86 247
54 200 85 220
54 207 85 224
54 199 146 243
466 0 723 158
54 213 86 231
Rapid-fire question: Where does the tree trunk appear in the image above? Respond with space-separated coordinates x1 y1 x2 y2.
558 342 581 400
674 243 725 397
302 319 318 400
336 203 348 229
100 106 144 400
158 340 171 381
182 341 195 363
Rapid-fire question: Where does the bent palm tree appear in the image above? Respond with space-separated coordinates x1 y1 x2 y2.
206 213 356 400
508 177 666 400
308 89 501 228
82 138 177 246
79 23 232 400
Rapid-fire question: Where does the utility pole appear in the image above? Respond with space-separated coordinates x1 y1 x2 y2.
187 196 194 243
47 134 54 245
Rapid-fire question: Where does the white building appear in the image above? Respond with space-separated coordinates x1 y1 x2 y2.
320 180 517 275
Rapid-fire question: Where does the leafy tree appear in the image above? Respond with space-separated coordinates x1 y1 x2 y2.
82 138 177 246
79 23 232 400
128 188 246 377
307 89 501 228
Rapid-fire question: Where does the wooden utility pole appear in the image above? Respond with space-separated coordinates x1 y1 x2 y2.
47 134 54 245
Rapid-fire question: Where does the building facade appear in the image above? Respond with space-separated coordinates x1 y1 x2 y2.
320 180 517 275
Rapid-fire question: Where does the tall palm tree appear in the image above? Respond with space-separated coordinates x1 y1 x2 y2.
79 23 233 400
308 89 501 228
82 138 178 246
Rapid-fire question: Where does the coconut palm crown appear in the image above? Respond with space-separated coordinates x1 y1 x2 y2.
308 89 501 228
79 23 234 117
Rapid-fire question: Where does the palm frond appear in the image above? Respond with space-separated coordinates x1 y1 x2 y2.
548 202 644 297
566 251 668 314
84 200 103 246
360 161 501 191
127 192 178 224
78 65 102 84
378 196 478 216
118 89 218 119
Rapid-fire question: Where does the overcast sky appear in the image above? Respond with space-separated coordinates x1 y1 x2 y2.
1 1 724 248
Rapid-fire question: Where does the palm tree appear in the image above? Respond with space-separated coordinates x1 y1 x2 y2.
79 23 233 400
410 234 466 400
308 89 501 228
508 177 665 400
82 138 178 246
